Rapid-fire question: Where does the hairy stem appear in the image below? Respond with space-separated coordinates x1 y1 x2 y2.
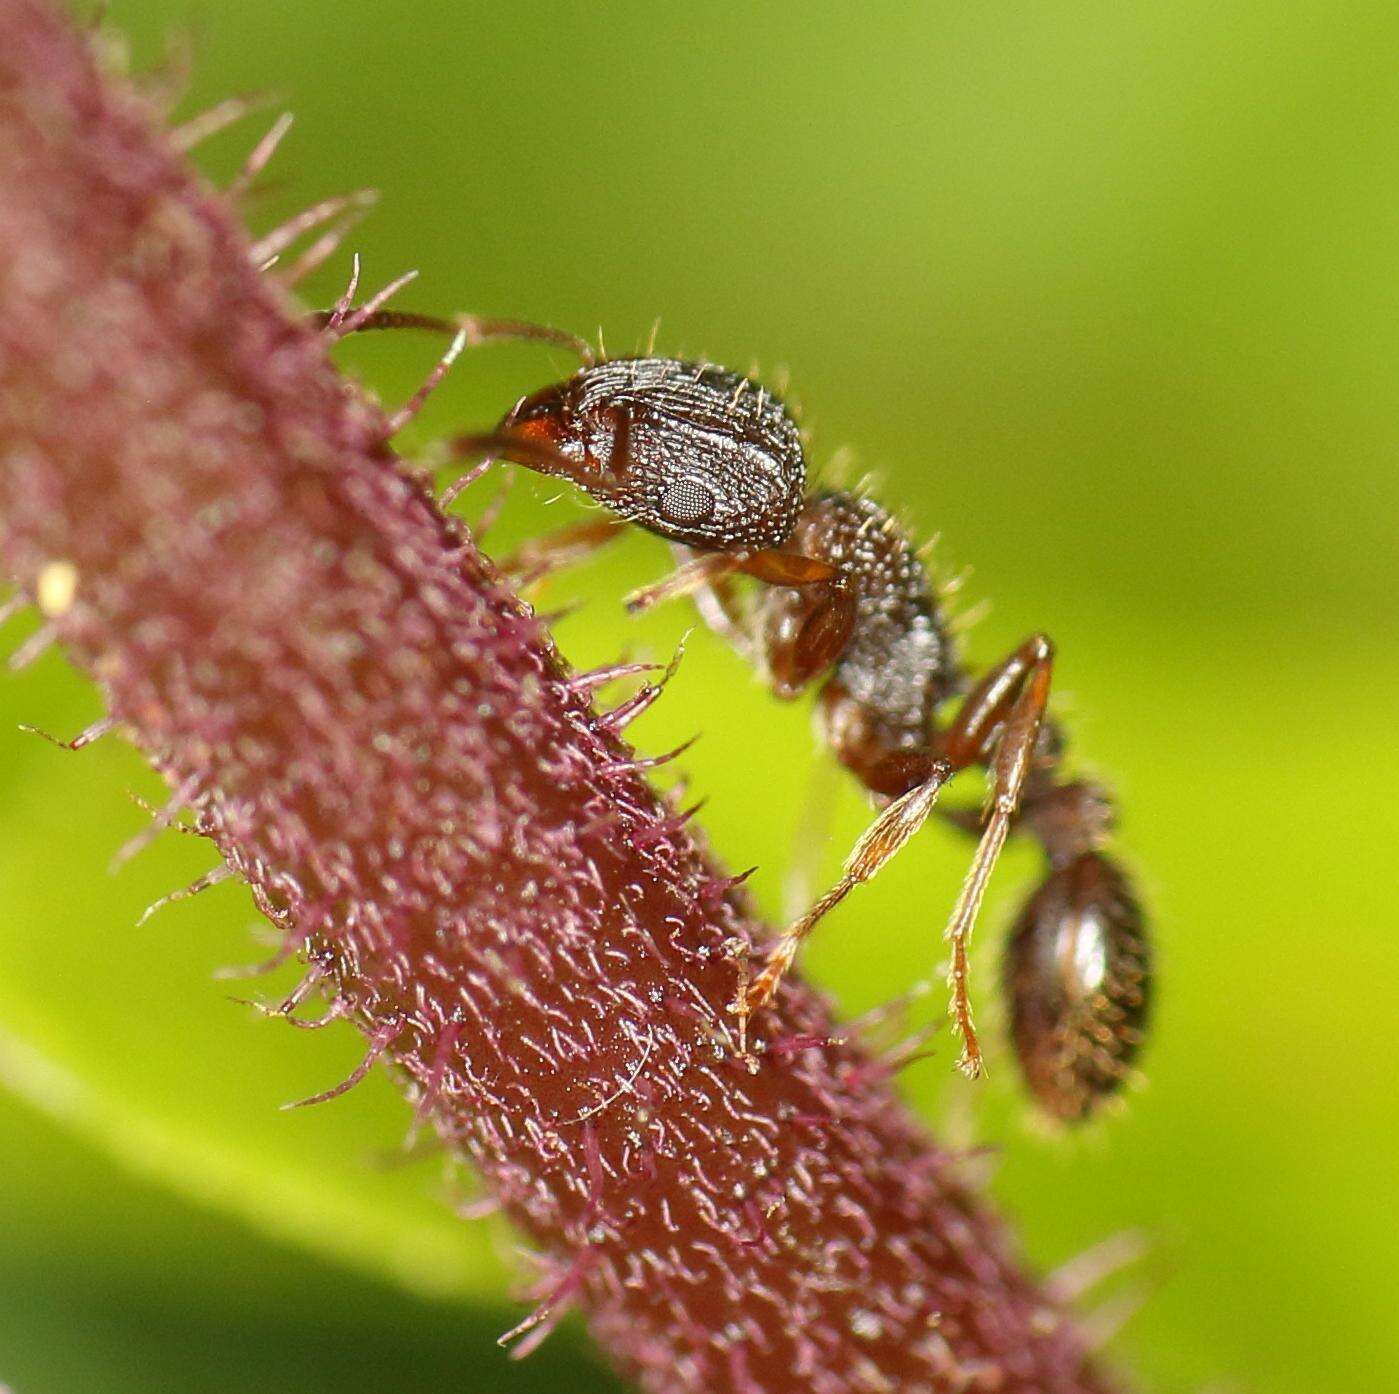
0 3 1123 1391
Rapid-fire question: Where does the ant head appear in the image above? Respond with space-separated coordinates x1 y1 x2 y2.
496 357 806 551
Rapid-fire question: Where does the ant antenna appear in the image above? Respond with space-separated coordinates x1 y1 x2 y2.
314 309 596 367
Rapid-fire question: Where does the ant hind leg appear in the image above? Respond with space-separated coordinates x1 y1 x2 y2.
938 634 1055 1077
729 633 1056 1070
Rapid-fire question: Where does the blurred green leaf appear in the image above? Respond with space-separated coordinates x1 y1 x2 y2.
0 638 514 1305
0 1091 621 1394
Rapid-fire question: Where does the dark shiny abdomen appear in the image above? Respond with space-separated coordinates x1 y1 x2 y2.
1003 852 1151 1121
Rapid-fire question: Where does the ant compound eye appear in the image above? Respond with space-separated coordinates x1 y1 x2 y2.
659 477 716 528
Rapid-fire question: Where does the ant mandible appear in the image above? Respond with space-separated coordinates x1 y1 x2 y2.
327 308 1151 1122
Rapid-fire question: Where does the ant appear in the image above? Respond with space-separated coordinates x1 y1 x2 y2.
325 307 1151 1122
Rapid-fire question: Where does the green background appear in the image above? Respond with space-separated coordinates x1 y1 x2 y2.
2 2 1395 1391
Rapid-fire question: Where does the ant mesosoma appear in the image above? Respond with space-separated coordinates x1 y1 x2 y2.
326 308 1151 1122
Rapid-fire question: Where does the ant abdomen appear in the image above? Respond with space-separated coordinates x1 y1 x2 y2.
1003 851 1151 1122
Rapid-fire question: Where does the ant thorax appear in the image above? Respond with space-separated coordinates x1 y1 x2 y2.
760 492 959 751
512 357 806 550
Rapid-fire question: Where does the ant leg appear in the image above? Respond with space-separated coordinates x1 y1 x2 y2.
938 634 1055 1076
497 517 627 586
624 552 748 613
671 543 760 660
734 752 955 1029
310 308 596 366
735 634 1055 1065
692 571 757 659
624 549 840 614
740 552 842 587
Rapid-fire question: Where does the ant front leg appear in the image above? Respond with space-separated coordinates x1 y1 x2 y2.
623 549 843 615
673 547 759 661
937 633 1055 1077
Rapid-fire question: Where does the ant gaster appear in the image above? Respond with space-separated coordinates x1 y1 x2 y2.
332 309 1151 1121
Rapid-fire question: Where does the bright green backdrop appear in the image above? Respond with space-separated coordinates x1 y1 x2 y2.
2 2 1395 1391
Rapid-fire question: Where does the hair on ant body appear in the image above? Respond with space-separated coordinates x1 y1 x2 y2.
331 308 1151 1122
